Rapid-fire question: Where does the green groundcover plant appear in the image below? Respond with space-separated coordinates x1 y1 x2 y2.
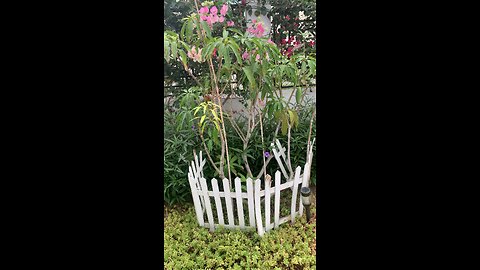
164 200 316 270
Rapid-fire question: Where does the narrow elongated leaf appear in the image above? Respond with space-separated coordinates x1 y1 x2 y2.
228 41 242 64
178 50 188 69
200 20 211 38
171 41 177 60
242 66 256 89
164 41 170 62
281 114 288 135
186 20 193 43
296 88 302 104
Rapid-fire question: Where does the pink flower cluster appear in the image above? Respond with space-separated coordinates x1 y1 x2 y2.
199 4 233 28
187 46 202 62
247 19 265 37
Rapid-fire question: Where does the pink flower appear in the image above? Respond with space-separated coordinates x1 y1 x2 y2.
205 15 212 26
187 46 203 62
267 39 275 45
242 51 249 60
218 16 225 23
252 19 256 23
256 23 265 37
220 4 228 16
227 21 234 27
256 54 260 61
309 40 315 47
285 15 290 20
210 14 219 23
200 15 208 21
210 6 218 15
281 39 287 45
199 6 209 14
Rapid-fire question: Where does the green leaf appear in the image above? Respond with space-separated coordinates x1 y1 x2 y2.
295 88 302 104
228 41 242 65
242 66 257 89
178 50 188 69
223 29 228 39
171 41 177 60
164 41 170 63
186 20 193 43
200 115 206 125
200 20 211 38
281 114 288 136
207 140 213 152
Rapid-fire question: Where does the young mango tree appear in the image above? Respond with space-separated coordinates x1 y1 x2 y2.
164 0 316 184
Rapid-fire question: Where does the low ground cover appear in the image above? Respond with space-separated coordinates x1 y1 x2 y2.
164 186 316 270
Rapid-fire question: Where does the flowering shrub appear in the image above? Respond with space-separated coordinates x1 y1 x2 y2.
164 0 316 182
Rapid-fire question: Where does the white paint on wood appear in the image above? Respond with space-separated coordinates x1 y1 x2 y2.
234 177 245 228
272 148 289 180
291 166 302 224
187 172 204 226
246 178 256 227
265 176 272 232
222 178 235 226
274 171 281 228
211 178 224 226
254 179 264 236
199 177 215 232
203 223 255 230
275 139 293 177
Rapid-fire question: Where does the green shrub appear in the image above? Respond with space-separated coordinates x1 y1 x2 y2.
164 102 316 205
164 108 202 205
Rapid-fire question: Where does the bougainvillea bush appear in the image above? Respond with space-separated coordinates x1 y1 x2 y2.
164 0 316 192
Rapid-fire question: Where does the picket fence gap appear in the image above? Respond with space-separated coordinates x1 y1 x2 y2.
187 139 315 236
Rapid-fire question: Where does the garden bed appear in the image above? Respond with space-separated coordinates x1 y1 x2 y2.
164 186 316 270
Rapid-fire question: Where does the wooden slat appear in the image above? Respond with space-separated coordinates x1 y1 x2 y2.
299 163 309 216
254 179 264 236
272 148 289 179
211 178 224 226
222 178 235 226
278 215 291 225
199 177 215 232
274 171 281 228
203 223 255 230
234 177 245 228
265 176 272 232
189 165 205 213
187 172 204 226
291 166 302 224
246 178 256 227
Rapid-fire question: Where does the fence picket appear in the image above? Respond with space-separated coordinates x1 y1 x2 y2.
246 178 256 227
264 176 272 232
254 179 264 236
275 139 293 177
222 178 235 226
187 172 204 226
274 171 281 229
199 177 215 232
211 178 224 226
272 148 289 180
188 144 313 235
291 166 302 224
234 177 245 228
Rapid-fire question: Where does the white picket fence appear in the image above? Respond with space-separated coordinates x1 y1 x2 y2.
187 139 315 236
